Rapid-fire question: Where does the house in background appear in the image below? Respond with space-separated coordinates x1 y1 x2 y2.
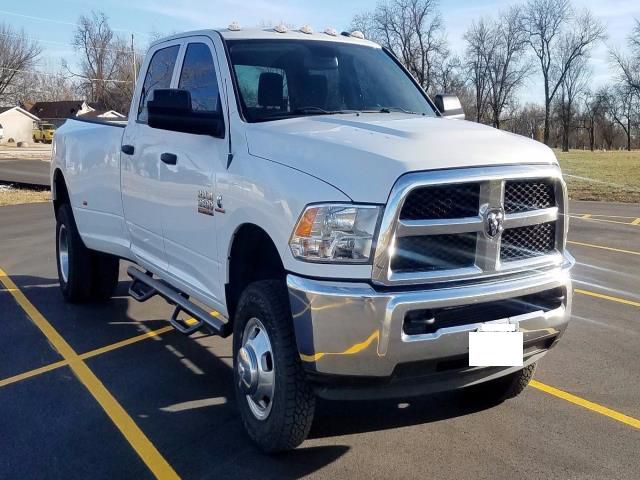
28 101 125 128
78 109 127 121
0 106 41 144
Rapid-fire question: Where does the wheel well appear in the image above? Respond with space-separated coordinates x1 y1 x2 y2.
226 224 285 320
52 169 69 217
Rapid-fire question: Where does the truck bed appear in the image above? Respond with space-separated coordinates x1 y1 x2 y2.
52 117 130 258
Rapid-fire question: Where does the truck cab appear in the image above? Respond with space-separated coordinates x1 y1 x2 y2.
50 25 573 453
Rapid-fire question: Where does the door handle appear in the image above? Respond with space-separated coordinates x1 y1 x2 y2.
121 144 135 155
160 153 178 165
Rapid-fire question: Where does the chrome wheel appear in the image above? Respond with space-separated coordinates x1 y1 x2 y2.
58 224 69 283
237 317 275 420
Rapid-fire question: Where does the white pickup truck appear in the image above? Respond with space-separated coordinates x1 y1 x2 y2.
51 25 573 452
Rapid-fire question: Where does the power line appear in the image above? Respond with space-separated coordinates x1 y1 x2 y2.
0 66 133 84
0 31 140 55
0 8 151 36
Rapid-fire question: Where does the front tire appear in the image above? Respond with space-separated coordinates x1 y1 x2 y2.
233 280 315 453
465 363 537 404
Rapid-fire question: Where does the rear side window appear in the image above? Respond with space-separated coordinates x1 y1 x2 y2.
137 45 180 123
178 43 220 113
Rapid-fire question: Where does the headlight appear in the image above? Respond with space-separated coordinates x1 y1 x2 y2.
289 204 381 263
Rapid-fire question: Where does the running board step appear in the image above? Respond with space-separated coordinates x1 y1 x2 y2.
127 266 230 337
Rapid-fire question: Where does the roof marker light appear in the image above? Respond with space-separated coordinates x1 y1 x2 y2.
228 21 241 31
274 23 288 33
324 27 338 36
350 30 365 39
300 24 313 34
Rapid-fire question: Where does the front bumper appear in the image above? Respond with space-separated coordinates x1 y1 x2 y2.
287 256 573 385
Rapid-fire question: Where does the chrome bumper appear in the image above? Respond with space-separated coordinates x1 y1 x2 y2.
287 257 573 379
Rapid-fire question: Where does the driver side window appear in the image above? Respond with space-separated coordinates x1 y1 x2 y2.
178 43 221 114
137 45 180 123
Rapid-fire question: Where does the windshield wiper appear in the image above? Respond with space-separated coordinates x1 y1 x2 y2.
377 107 423 115
292 107 359 115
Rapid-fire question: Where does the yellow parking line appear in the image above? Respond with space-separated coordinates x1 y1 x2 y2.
569 215 639 226
575 213 638 220
530 380 640 429
567 240 640 256
632 218 640 225
0 326 175 389
0 268 180 480
0 360 68 388
81 325 175 360
575 288 640 308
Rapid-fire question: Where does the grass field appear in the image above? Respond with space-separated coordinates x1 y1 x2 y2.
556 149 640 203
0 185 51 206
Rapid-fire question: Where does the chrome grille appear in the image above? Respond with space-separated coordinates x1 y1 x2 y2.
504 180 555 213
392 234 477 272
401 184 480 220
373 165 567 286
501 222 556 261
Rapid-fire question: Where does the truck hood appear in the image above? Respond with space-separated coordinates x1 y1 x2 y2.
245 113 557 203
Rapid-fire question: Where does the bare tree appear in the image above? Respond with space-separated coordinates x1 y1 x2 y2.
464 19 493 123
508 103 545 140
611 19 640 96
604 84 639 151
522 0 605 145
68 11 137 113
558 56 588 151
487 7 531 129
580 90 606 151
11 68 77 104
351 0 449 93
0 22 42 100
464 8 530 128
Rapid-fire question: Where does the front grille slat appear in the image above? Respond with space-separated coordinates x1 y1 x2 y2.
400 184 480 220
392 234 477 272
501 222 556 262
504 180 555 213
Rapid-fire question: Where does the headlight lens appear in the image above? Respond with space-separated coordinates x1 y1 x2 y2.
289 204 381 263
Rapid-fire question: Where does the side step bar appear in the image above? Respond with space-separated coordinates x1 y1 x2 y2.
127 266 231 337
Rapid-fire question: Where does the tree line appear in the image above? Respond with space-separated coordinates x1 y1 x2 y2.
351 0 639 151
1 2 639 151
0 12 141 115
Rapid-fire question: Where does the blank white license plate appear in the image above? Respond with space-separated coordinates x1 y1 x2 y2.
469 329 523 367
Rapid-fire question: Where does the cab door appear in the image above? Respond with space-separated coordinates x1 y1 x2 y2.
158 38 228 306
121 42 181 271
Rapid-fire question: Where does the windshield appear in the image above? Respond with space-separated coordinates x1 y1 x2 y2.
227 40 437 122
42 125 54 130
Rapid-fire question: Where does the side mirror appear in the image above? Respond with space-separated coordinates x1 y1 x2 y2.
147 89 224 137
434 94 465 120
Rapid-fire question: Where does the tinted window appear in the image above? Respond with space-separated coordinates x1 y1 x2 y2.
178 43 220 113
227 40 436 122
137 45 180 122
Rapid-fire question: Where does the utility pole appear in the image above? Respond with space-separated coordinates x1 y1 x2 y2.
131 33 137 82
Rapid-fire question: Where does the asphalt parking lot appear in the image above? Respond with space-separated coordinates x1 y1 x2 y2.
1 200 638 479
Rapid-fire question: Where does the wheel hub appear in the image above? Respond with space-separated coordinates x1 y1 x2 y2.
237 317 275 420
237 346 258 395
58 224 69 283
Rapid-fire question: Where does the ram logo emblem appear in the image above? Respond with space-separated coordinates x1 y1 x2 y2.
485 208 504 238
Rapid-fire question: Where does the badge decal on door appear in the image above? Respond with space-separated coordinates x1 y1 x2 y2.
197 190 215 216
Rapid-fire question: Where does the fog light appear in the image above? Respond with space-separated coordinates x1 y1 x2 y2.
403 309 436 335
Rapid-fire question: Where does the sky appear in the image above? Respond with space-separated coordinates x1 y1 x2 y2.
1 0 639 104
